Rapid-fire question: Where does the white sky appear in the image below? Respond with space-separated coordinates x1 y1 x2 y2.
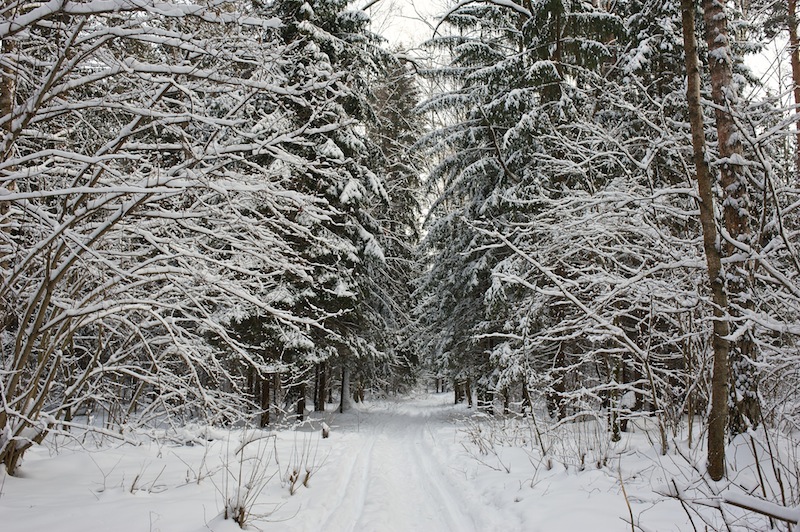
361 0 448 49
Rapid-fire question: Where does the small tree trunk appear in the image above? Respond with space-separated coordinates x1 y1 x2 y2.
339 365 351 413
454 380 462 404
610 356 622 442
315 361 327 412
521 381 532 416
296 382 306 421
789 0 800 176
273 372 281 412
260 374 271 427
247 366 255 402
1 443 26 476
313 364 320 410
681 0 730 481
551 346 570 420
619 363 629 433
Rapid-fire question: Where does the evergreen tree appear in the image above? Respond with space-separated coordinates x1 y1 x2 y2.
364 57 425 392
224 0 418 414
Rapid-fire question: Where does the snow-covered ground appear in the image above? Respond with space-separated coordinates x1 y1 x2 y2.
1 393 796 531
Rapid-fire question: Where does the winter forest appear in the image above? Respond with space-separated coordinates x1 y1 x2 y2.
2 0 800 530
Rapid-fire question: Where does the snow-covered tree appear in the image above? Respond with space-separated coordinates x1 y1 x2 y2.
0 0 390 472
215 0 422 415
417 0 800 472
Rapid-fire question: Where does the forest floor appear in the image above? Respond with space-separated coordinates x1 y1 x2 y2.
0 392 791 531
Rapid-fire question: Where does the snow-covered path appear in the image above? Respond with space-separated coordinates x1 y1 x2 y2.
316 396 479 532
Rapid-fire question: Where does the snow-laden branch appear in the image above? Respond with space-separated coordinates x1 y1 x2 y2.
0 0 280 39
474 222 653 363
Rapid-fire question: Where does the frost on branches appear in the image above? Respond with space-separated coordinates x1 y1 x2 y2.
0 0 394 473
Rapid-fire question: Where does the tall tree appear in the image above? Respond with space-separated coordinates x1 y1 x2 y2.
680 0 730 481
701 0 761 436
364 57 424 392
248 0 409 413
788 0 800 173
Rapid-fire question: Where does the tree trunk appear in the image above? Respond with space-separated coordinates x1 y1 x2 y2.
702 0 760 435
260 374 271 427
680 0 731 481
548 348 568 420
273 373 281 414
1 32 16 334
353 377 364 403
610 356 622 442
339 365 351 413
454 380 464 404
247 367 255 402
1 442 29 476
315 362 327 412
521 381 532 416
313 364 320 410
789 0 800 176
296 382 306 421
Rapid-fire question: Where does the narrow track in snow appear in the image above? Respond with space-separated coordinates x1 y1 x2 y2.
319 436 376 531
316 395 480 532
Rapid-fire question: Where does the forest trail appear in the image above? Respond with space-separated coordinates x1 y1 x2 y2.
320 395 477 532
277 393 505 532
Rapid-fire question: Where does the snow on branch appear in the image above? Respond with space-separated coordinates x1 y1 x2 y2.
434 0 532 36
0 0 280 39
723 491 800 529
